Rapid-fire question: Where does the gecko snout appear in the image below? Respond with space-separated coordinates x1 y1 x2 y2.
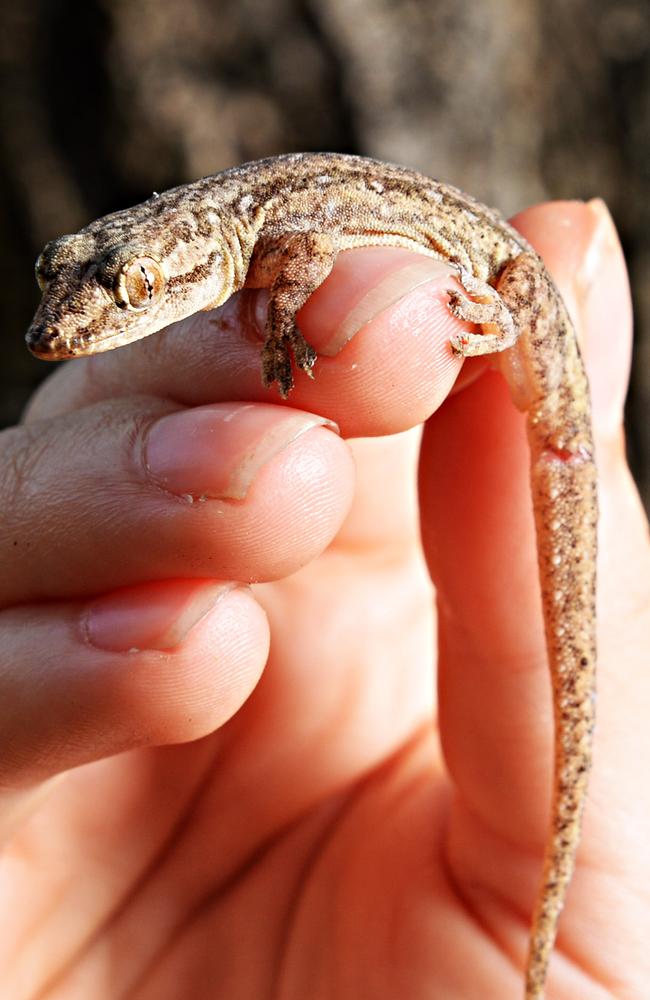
26 322 71 360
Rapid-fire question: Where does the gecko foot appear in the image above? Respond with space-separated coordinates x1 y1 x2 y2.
261 325 317 399
448 267 518 357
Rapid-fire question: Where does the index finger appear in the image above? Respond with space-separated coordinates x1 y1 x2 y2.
25 248 470 439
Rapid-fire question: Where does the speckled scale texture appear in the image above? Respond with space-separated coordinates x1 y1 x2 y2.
26 152 597 1000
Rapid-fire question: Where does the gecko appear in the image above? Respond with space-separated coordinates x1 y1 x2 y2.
25 152 597 1000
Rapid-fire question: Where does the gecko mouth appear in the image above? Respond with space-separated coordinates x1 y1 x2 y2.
26 292 132 358
26 314 155 359
26 321 101 360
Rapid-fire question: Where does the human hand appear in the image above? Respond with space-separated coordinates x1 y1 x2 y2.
1 200 647 999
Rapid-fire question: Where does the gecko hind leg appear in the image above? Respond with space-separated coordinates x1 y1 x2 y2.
447 266 519 356
258 231 337 398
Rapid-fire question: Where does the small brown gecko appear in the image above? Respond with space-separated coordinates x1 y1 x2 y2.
26 152 597 999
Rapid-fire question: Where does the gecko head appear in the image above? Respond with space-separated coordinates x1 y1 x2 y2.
26 227 228 360
26 234 176 359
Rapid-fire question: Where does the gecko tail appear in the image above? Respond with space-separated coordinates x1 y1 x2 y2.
524 438 597 999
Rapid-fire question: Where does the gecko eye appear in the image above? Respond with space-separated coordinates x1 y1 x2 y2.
115 256 166 310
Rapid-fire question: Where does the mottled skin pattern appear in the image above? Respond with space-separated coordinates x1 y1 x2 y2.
26 152 597 1000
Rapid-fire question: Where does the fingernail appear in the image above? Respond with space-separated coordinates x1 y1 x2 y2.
314 249 453 356
575 200 633 438
145 403 338 500
83 579 237 652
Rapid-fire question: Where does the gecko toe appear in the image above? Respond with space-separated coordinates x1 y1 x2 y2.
261 338 294 398
261 325 318 396
290 328 318 376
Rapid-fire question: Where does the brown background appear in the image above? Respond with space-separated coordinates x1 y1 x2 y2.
1 0 647 505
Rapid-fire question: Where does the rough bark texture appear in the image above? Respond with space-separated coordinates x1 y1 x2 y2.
0 0 647 501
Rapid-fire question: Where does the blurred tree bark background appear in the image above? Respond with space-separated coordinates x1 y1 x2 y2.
1 0 647 503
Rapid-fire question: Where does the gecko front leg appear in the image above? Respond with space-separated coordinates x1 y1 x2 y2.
247 231 338 398
450 253 597 1000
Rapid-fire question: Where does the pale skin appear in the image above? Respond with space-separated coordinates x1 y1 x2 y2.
0 188 648 999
